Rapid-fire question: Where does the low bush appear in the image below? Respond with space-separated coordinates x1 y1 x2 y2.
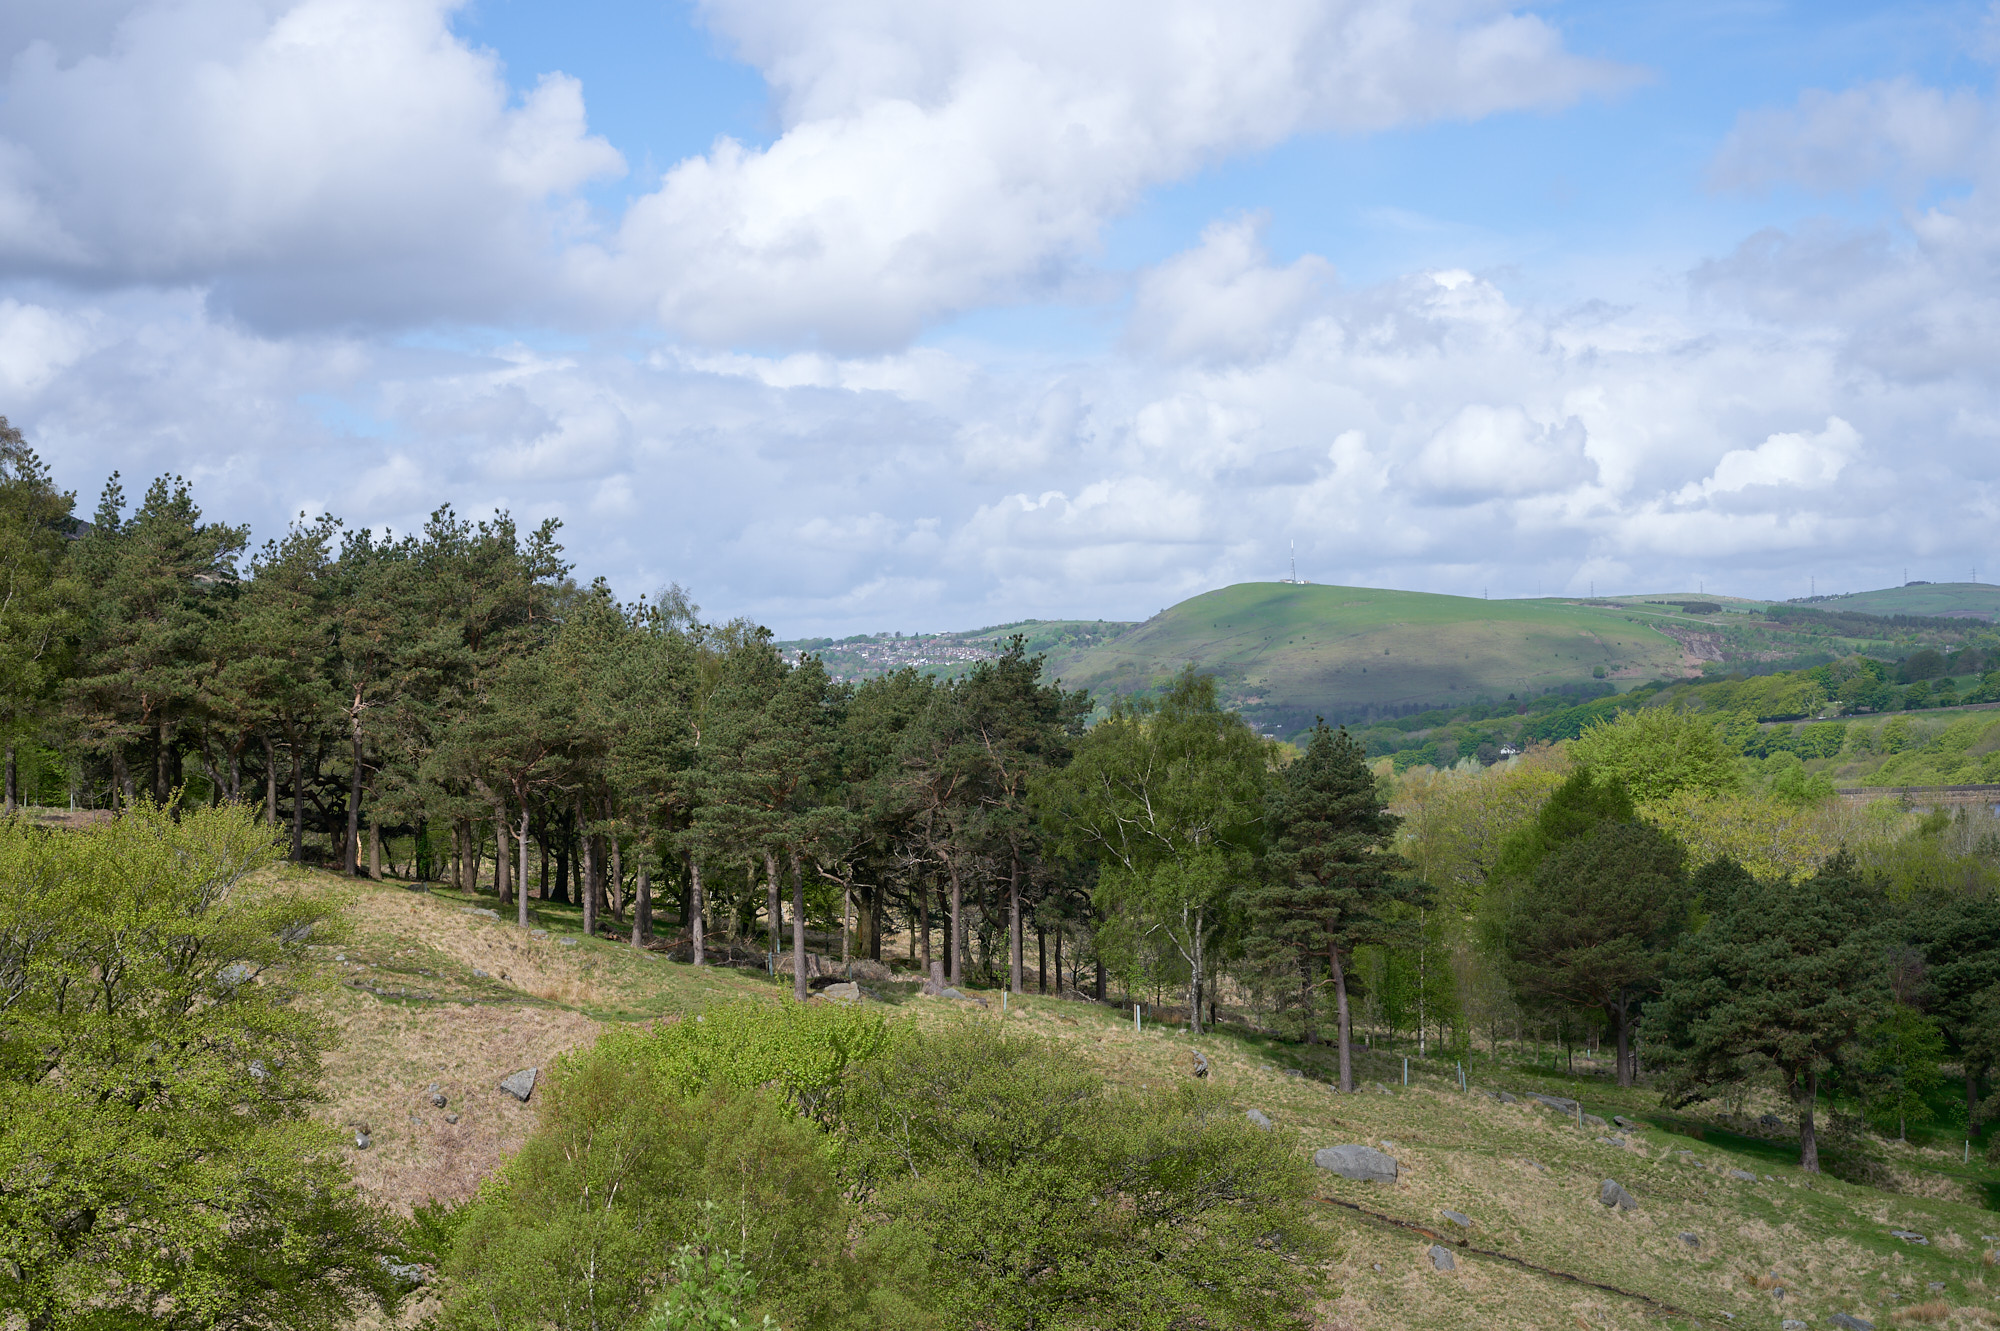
433 1011 1330 1331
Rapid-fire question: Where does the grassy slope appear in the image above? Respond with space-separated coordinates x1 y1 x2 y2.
1042 583 1695 715
317 872 2000 1331
1808 583 2000 622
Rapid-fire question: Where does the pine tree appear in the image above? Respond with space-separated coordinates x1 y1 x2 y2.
0 420 80 812
1647 853 1894 1173
1503 819 1690 1086
1247 720 1415 1091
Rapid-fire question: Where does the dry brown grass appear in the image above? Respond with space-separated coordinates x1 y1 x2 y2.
305 869 2000 1331
1893 1300 1954 1323
314 988 602 1211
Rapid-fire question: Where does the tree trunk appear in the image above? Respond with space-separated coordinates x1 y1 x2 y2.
1038 925 1046 994
947 854 965 985
1299 950 1318 1046
1969 1065 1982 1126
1798 1066 1821 1174
262 736 277 827
1190 906 1205 1035
517 805 531 928
1330 941 1353 1092
918 880 931 973
228 744 241 804
632 855 650 949
3 740 14 814
856 882 876 962
609 822 624 922
842 881 852 966
688 853 706 966
1008 849 1023 995
579 799 596 940
115 745 135 811
155 712 170 805
496 808 514 906
1053 925 1062 996
369 817 382 880
792 855 808 1002
762 849 780 971
1613 992 1634 1088
346 727 363 876
286 735 303 861
1094 956 1106 1003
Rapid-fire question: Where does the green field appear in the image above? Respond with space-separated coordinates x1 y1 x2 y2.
1042 583 1708 723
1798 582 2000 621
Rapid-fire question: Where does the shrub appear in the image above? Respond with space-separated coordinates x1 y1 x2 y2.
0 803 399 1330
604 998 890 1124
434 1011 1332 1331
845 1022 1329 1331
437 1051 885 1331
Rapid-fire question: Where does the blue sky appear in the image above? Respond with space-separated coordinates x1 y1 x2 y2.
3 0 1999 633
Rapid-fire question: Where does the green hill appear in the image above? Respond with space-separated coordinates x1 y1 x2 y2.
1797 581 2000 621
1043 584 1719 727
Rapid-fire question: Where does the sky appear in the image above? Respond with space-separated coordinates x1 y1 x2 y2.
4 0 2000 636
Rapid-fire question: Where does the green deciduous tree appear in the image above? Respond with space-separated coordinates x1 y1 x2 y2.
1037 668 1265 1034
843 1023 1326 1331
1568 706 1744 804
0 803 398 1330
1647 853 1895 1172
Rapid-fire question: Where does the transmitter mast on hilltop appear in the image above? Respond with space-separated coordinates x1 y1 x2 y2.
1280 541 1308 585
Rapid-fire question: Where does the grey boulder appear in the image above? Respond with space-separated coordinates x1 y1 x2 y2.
353 1130 371 1150
1830 1316 1875 1331
1597 1179 1638 1211
427 1083 447 1108
499 1068 538 1102
1527 1092 1578 1113
1677 1232 1702 1248
1889 1229 1928 1245
1313 1144 1398 1182
1440 1209 1472 1229
821 981 861 1003
1727 1168 1758 1182
379 1256 429 1287
1245 1109 1273 1131
1428 1244 1456 1272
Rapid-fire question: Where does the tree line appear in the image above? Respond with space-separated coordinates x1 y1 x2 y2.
2 433 1424 1050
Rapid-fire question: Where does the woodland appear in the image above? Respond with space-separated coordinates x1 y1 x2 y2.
13 424 2000 1327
